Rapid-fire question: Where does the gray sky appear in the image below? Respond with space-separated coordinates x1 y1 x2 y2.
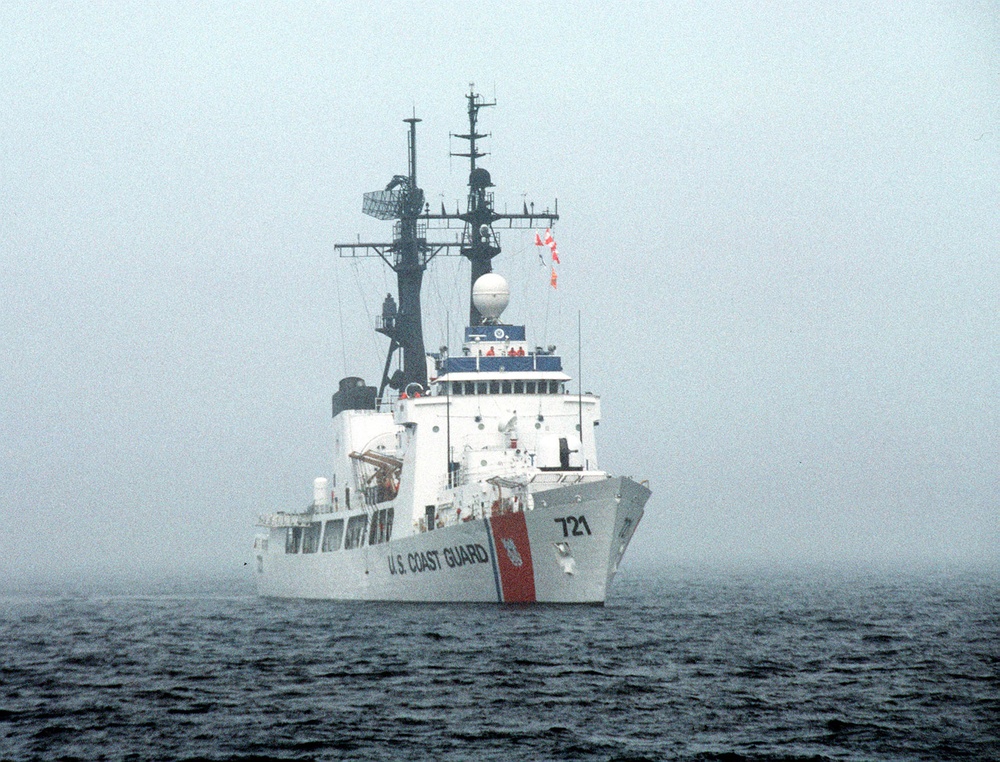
2 2 997 583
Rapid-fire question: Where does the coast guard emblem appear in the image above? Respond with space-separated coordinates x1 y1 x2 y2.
502 538 523 567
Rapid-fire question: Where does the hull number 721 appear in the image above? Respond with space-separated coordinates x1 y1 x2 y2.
554 516 591 537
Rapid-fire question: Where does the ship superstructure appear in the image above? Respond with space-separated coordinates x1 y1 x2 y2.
254 90 649 603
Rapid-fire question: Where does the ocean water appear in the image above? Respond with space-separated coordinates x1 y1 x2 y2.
0 567 996 762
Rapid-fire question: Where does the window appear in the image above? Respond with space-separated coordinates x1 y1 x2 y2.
384 507 394 543
514 381 524 394
322 519 344 552
465 382 475 395
477 382 487 395
550 381 560 394
368 507 395 545
344 514 368 550
302 522 321 554
285 526 302 554
501 381 512 394
452 382 463 395
526 381 536 394
489 381 500 394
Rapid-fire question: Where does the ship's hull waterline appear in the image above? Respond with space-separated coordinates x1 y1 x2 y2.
257 477 649 603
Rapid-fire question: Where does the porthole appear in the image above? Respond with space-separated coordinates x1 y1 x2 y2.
432 425 440 433
478 423 485 430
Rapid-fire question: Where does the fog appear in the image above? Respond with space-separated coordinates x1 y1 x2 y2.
2 3 997 585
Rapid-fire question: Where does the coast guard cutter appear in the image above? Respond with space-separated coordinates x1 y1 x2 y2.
254 90 649 603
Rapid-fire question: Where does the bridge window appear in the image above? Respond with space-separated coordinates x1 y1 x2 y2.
285 527 302 554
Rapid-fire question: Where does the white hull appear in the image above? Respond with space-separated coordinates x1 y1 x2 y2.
256 477 648 603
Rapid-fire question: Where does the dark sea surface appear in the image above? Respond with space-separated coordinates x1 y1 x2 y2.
1 566 997 762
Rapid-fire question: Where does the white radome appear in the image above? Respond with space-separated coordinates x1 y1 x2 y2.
472 273 510 322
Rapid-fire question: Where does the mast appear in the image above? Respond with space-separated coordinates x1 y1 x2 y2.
441 86 560 325
335 117 461 399
393 117 427 391
452 90 498 325
334 90 560 398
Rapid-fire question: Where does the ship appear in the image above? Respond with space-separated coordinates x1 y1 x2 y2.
254 89 650 603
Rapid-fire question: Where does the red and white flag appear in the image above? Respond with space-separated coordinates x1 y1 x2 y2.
537 229 561 286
